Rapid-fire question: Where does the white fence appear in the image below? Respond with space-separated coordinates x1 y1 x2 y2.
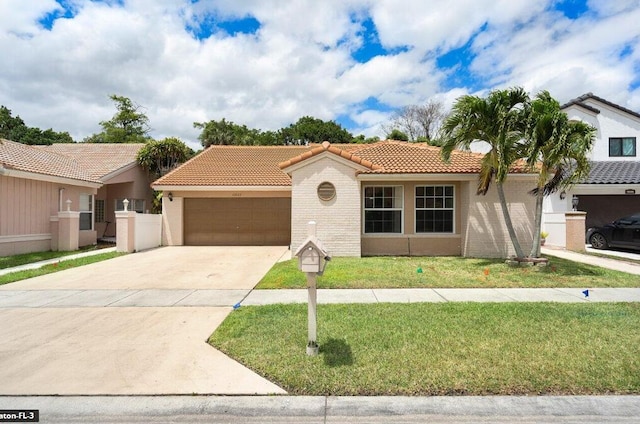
543 212 567 247
133 213 162 252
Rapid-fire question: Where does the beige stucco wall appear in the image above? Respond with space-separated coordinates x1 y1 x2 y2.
96 166 154 237
0 175 97 254
161 196 183 246
461 177 536 258
290 155 362 257
361 181 463 257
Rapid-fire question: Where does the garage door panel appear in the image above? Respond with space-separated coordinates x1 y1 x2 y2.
578 195 640 228
184 198 290 246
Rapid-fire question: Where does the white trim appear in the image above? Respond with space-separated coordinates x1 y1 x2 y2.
281 151 372 174
0 233 52 243
0 168 101 188
571 184 640 195
362 184 404 235
152 185 292 192
413 184 456 235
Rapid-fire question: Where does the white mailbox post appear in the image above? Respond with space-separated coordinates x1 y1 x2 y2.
294 221 330 356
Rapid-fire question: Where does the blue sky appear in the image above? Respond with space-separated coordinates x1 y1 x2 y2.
1 0 639 148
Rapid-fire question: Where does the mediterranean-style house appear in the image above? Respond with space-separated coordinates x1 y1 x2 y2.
0 139 153 255
543 93 640 247
153 141 538 258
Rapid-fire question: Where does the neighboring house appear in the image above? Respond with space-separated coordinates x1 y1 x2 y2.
153 141 537 258
0 140 152 255
543 93 640 246
41 143 153 239
0 139 101 255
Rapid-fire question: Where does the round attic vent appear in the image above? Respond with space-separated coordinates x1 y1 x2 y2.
317 182 336 201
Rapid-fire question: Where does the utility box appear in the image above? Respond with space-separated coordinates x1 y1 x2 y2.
295 237 330 274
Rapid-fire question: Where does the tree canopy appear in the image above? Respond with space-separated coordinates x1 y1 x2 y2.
84 95 151 143
194 116 356 147
136 137 194 178
386 128 409 141
441 87 531 258
0 106 73 145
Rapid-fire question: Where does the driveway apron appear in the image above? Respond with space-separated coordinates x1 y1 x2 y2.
0 246 289 395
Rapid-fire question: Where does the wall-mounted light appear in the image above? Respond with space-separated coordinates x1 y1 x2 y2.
571 195 579 211
559 191 566 200
168 192 173 202
625 189 636 195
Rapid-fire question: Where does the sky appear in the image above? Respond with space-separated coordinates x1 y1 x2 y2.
1 0 640 150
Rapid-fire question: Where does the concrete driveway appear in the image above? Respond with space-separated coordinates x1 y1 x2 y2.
0 246 289 395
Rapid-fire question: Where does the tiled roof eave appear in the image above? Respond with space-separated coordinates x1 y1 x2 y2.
150 183 292 191
0 166 102 187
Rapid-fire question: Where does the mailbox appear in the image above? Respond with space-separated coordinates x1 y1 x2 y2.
294 236 330 275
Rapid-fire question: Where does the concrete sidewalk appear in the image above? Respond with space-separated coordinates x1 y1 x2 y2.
542 246 640 275
1 287 638 308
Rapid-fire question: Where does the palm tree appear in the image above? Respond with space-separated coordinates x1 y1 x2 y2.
441 87 529 259
525 91 596 257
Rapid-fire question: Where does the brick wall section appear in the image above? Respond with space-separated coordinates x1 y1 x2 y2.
290 156 361 257
565 212 587 252
462 178 536 258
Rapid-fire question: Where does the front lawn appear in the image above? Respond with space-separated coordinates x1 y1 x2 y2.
257 256 639 289
209 302 640 395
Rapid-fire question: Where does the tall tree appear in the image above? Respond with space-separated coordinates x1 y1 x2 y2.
382 100 446 143
84 95 151 143
441 87 530 259
524 91 596 257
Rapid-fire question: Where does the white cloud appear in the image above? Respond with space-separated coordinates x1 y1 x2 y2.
0 0 639 150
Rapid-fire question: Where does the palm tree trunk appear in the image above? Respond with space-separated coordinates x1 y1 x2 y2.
496 182 526 258
530 190 544 258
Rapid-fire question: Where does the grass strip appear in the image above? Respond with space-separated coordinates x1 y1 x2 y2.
257 256 639 289
0 245 112 269
0 252 125 286
210 302 640 395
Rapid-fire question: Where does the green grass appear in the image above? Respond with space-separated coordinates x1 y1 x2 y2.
0 252 124 286
0 245 112 269
209 302 640 395
257 256 639 289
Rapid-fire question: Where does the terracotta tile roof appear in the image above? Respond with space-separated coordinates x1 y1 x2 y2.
0 139 100 184
347 141 485 174
153 140 533 187
40 143 144 180
278 141 382 170
285 141 530 174
153 145 312 187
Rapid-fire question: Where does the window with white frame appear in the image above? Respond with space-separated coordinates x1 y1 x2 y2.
363 186 403 233
609 137 636 157
415 185 454 233
115 198 145 213
79 193 93 231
